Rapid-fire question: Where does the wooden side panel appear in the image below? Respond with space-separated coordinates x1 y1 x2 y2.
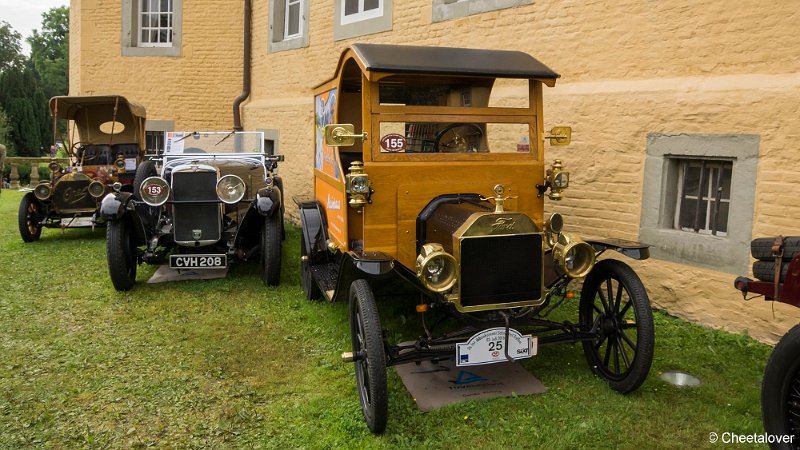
315 173 348 249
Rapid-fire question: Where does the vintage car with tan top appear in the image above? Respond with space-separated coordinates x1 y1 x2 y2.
296 43 656 433
18 95 146 242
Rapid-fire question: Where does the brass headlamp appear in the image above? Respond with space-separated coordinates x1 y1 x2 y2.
537 159 570 200
416 243 458 293
34 182 52 201
545 212 595 278
114 154 126 172
88 180 106 198
552 232 596 279
346 161 371 208
48 160 62 174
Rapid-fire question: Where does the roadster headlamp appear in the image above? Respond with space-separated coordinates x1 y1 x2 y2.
48 161 61 173
33 183 52 200
416 243 458 293
139 176 170 206
216 174 246 204
88 180 106 198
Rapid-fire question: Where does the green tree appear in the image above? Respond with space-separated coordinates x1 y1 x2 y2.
0 21 24 72
0 66 50 156
28 6 69 98
0 107 12 155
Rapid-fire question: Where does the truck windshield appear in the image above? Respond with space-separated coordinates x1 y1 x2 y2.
378 76 530 109
377 121 532 154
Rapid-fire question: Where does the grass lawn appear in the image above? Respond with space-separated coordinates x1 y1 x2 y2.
0 189 771 448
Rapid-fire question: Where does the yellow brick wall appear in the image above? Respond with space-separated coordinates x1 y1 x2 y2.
72 0 800 342
70 0 244 130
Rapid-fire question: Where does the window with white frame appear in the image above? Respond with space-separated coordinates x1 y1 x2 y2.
285 0 303 39
269 0 309 53
139 0 173 47
639 133 759 275
122 0 182 56
334 0 391 40
341 0 383 25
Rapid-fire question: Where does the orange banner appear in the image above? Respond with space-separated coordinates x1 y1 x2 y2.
315 176 347 248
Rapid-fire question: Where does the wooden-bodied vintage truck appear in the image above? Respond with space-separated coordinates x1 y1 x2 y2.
296 44 655 433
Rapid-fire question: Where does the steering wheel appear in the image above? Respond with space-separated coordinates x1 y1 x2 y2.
71 141 90 156
70 141 94 163
434 123 484 153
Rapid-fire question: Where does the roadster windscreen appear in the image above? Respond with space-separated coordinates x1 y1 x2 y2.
163 132 264 155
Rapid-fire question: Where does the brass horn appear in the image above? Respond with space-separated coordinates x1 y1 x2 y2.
552 232 596 279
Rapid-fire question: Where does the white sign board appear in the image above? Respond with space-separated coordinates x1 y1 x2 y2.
456 327 536 367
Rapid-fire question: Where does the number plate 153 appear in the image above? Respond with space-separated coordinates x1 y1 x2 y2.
456 327 536 367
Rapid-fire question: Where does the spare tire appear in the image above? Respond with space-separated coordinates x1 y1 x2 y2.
753 260 790 283
133 160 157 200
751 236 800 261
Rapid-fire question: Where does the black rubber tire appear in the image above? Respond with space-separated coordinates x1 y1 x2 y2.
133 160 157 199
18 193 42 242
301 238 322 300
349 279 388 434
107 219 137 291
752 237 800 261
754 260 790 283
579 259 655 394
261 212 282 286
762 323 800 450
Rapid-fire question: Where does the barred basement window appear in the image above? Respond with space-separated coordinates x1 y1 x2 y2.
640 133 758 274
146 130 165 154
673 158 732 236
139 0 173 47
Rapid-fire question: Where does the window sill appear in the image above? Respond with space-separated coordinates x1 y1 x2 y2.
268 35 309 54
122 46 181 57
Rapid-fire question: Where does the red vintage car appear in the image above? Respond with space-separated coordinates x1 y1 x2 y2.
735 236 800 448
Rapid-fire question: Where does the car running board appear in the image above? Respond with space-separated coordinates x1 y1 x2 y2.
311 262 339 302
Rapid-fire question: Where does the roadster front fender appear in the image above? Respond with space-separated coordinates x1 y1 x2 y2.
256 185 282 216
100 192 132 220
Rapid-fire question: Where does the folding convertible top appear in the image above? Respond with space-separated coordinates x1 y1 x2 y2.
49 95 146 146
49 95 147 120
